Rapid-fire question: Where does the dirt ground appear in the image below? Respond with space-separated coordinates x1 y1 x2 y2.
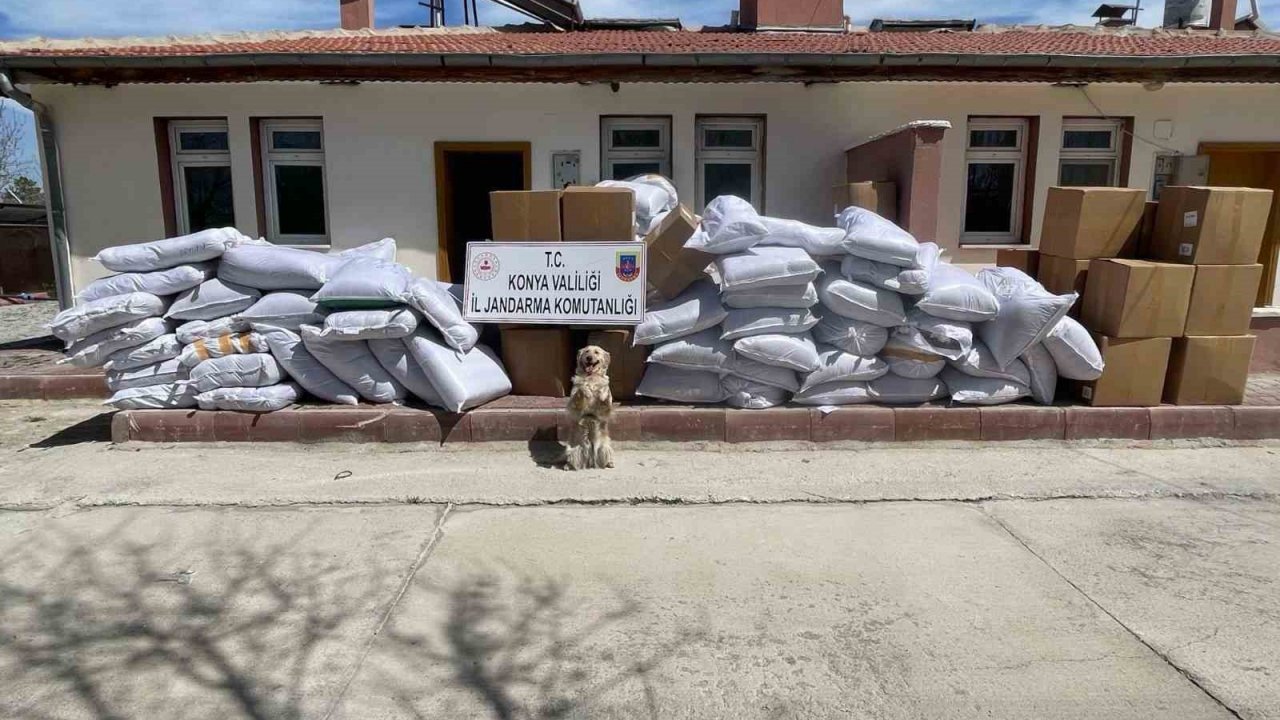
0 301 57 345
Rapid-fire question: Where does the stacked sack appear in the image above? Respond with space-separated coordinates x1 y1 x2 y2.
633 196 1106 409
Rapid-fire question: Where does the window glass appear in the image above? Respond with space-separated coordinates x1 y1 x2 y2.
1060 161 1114 187
611 162 662 180
704 128 754 149
272 130 323 151
179 131 230 152
704 163 754 205
1063 130 1114 150
969 129 1019 149
964 163 1016 234
273 165 326 236
182 165 235 232
611 128 662 149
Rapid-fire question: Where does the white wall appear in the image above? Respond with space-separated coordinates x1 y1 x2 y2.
31 80 1280 304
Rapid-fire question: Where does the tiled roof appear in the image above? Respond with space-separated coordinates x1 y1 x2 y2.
5 25 1280 59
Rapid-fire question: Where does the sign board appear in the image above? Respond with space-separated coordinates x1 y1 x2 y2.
463 241 646 325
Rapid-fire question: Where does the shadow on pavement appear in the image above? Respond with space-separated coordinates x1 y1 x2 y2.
27 412 115 448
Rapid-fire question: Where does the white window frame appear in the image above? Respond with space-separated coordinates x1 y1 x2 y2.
1059 118 1124 187
261 118 329 246
961 118 1029 245
600 116 671 182
169 120 233 235
695 116 765 212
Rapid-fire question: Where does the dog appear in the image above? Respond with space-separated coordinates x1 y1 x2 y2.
565 345 614 470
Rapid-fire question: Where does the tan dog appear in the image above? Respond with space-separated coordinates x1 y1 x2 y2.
565 345 614 470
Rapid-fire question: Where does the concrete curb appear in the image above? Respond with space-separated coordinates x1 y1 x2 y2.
0 373 108 400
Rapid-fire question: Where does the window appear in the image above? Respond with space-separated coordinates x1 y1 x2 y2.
962 118 1029 245
600 117 671 182
696 116 765 211
260 119 328 245
169 120 235 234
1059 119 1123 187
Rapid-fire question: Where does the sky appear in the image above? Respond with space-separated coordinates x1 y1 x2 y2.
2 0 1278 185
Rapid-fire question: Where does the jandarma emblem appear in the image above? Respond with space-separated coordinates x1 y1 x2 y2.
615 251 640 282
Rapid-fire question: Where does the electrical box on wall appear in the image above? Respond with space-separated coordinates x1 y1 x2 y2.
552 151 581 188
1152 154 1209 200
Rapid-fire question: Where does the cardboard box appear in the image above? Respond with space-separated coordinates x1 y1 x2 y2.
645 205 712 301
832 181 897 220
1081 259 1194 338
489 190 562 242
561 186 636 242
587 328 649 401
1039 187 1147 259
1184 264 1264 336
1076 335 1172 407
996 249 1040 277
1152 186 1274 265
499 327 573 397
1163 335 1255 405
1037 254 1091 298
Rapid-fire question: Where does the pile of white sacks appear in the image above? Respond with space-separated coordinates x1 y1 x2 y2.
633 196 1106 409
50 228 508 413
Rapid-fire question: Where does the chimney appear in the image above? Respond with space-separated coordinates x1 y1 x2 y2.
340 0 375 30
1209 0 1238 28
739 0 843 29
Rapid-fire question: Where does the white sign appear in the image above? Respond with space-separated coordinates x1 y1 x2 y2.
463 242 646 325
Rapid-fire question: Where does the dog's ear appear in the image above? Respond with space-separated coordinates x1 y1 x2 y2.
601 349 612 370
575 347 588 370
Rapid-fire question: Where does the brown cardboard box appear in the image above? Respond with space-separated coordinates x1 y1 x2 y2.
1037 254 1091 297
1076 335 1172 407
1151 186 1274 265
1039 187 1147 259
645 205 712 301
499 327 573 397
489 190 562 242
1163 335 1256 405
561 186 636 242
1081 259 1194 338
996 249 1040 277
1184 264 1264 336
587 328 649 401
832 181 898 220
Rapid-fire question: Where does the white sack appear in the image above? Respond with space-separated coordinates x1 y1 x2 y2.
51 292 169 343
793 380 873 406
311 257 413 309
63 317 170 368
715 246 821 291
813 315 889 356
757 216 848 256
733 333 820 372
636 365 728 404
598 177 677 234
978 266 1044 300
882 336 946 379
901 308 973 361
105 382 198 410
1043 317 1106 381
319 308 420 341
106 357 187 392
722 282 818 310
236 291 327 330
166 279 260 321
647 328 733 374
188 353 284 394
77 262 216 303
404 329 511 412
915 263 1000 323
94 227 245 272
339 237 398 263
835 206 920 267
368 338 445 408
254 324 359 406
196 383 301 413
300 325 406 404
817 274 906 327
949 341 1033 386
726 355 800 392
1022 343 1059 405
698 196 769 254
721 308 818 341
633 281 727 346
840 242 939 295
941 368 1032 406
800 349 889 392
976 288 1075 371
217 243 334 290
176 317 250 344
104 333 181 372
722 376 791 410
404 277 480 352
868 375 948 404
177 332 268 367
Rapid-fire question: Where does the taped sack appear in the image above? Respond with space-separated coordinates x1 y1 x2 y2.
319 308 420 341
106 357 187 392
368 338 445 408
105 382 198 410
187 353 285 394
50 292 169 343
236 291 327 330
1042 316 1105 381
901 308 972 361
166 279 260 322
881 336 946 379
1022 343 1059 405
312 257 413 309
634 281 727 346
941 368 1031 406
757 216 847 256
721 308 818 341
715 246 822 291
300 325 406 404
817 274 906 328
813 314 889 356
636 365 728 404
646 328 733 374
733 333 820 372
404 329 511 412
178 332 267 367
404 277 479 352
915 264 1000 323
800 349 888 392
196 383 301 413
254 324 359 405
868 375 948 404
722 282 818 310
699 195 769 254
177 317 250 344
94 227 245 272
63 317 171 368
948 341 1033 386
726 355 800 392
722 376 791 410
104 333 181 372
76 262 216 303
835 206 920 267
792 380 873 406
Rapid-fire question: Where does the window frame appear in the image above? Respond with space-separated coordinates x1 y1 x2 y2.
961 118 1029 245
695 115 766 212
599 116 672 182
169 119 234 235
260 118 330 246
1058 118 1124 188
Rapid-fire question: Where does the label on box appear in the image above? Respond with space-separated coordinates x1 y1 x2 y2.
1183 210 1199 228
464 242 646 325
1081 386 1094 400
1178 243 1195 257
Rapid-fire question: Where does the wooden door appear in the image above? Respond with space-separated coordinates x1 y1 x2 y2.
434 142 532 282
1200 143 1280 306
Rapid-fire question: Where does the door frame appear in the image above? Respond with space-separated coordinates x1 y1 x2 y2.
434 141 532 281
1199 141 1280 306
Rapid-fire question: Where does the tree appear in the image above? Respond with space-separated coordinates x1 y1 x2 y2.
8 175 42 205
0 99 36 201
